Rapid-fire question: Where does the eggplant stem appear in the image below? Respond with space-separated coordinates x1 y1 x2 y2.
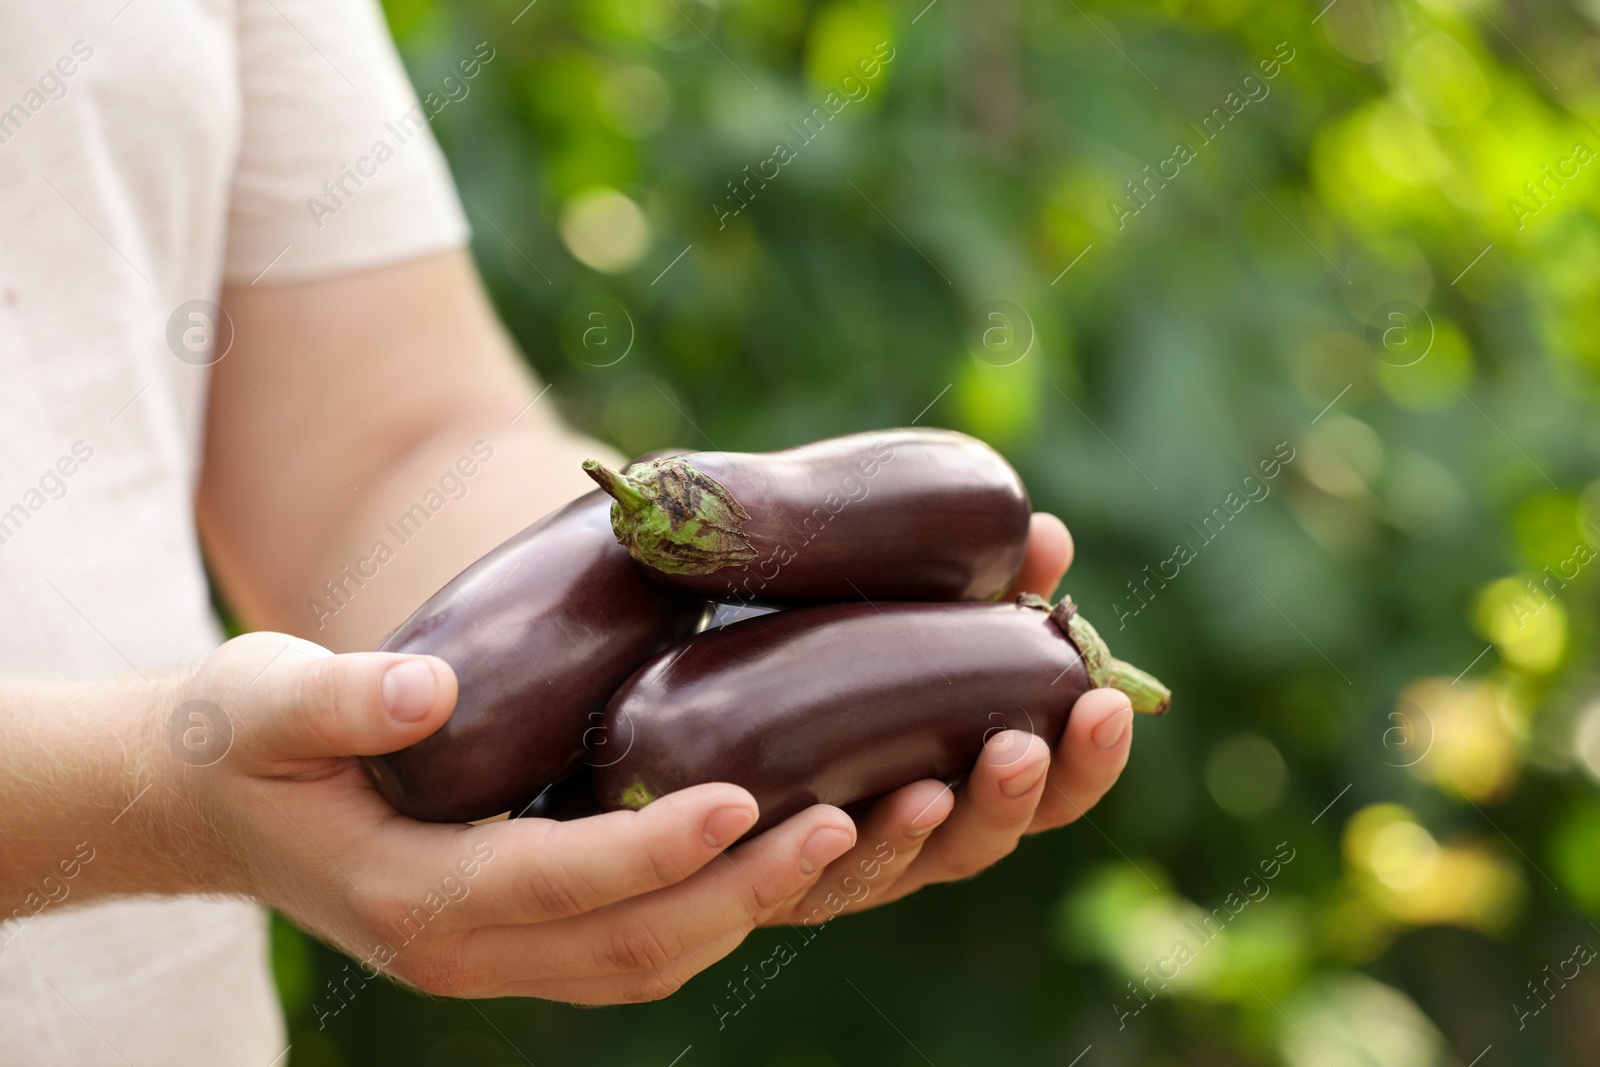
1041 596 1172 714
582 459 651 512
581 455 758 575
1103 658 1172 715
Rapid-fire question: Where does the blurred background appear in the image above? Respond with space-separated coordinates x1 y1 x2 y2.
276 0 1600 1063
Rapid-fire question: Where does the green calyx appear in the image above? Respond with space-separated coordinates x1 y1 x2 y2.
618 780 658 810
583 457 757 575
1022 594 1172 714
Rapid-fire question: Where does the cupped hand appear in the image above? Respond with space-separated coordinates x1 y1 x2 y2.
162 633 856 1005
762 512 1135 923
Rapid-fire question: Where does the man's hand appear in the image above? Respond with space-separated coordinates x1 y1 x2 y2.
150 633 857 1005
763 512 1135 923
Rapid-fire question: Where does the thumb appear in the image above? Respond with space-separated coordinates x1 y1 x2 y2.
215 634 458 764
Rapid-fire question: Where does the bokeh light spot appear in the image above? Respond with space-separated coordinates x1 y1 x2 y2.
1204 734 1287 818
559 188 651 273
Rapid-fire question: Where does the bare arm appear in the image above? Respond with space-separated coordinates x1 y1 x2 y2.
200 249 615 651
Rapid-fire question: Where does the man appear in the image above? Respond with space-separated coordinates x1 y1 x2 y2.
0 2 1136 1062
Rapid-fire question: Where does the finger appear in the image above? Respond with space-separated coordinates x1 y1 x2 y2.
219 632 457 766
766 779 954 922
503 924 750 1006
1006 512 1074 599
455 804 856 984
1029 688 1133 833
890 730 1050 893
413 783 765 930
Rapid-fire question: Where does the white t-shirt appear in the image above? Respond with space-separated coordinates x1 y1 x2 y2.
0 1 468 1062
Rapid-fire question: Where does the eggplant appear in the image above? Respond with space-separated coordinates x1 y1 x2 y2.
581 428 1031 605
592 596 1169 832
363 487 710 823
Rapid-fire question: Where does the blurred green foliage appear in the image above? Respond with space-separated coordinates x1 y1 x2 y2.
280 0 1600 1063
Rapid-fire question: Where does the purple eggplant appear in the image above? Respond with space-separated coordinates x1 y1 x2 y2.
364 488 709 823
591 597 1169 832
581 428 1031 605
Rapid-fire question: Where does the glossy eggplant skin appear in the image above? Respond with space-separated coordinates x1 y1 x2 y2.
585 428 1031 605
363 490 709 823
592 600 1089 833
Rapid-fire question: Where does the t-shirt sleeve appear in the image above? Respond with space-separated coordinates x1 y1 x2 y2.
222 0 470 284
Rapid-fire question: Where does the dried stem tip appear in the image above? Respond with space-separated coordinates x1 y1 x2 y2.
583 457 757 575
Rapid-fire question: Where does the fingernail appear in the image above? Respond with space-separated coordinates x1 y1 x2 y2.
382 660 438 723
798 827 854 874
1092 704 1133 750
701 805 757 849
906 789 953 837
999 759 1048 798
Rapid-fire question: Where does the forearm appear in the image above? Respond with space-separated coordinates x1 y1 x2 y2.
293 421 620 651
201 250 625 652
0 675 218 917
